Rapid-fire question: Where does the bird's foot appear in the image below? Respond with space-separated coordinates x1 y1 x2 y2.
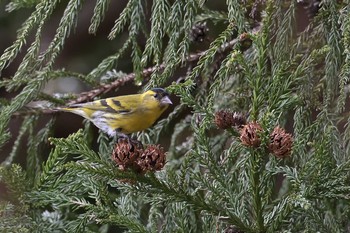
117 134 143 149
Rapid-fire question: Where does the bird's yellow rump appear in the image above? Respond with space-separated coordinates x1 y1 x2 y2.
60 88 172 137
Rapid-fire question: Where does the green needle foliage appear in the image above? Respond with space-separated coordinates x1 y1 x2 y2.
1 0 350 232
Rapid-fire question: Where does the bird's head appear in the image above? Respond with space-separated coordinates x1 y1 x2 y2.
142 88 172 110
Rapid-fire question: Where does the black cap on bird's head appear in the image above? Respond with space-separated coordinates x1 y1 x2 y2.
151 88 172 106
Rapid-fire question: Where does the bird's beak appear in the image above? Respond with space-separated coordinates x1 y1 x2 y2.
161 96 172 105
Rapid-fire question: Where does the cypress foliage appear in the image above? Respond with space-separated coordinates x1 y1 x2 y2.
1 0 350 232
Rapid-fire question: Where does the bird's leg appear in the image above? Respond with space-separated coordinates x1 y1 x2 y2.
129 137 144 149
115 130 143 149
116 132 130 142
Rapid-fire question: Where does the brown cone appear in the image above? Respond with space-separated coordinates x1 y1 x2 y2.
112 139 143 171
269 126 293 158
137 144 166 172
214 110 246 129
240 122 263 147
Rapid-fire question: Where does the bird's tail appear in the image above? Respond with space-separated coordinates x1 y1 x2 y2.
57 106 90 119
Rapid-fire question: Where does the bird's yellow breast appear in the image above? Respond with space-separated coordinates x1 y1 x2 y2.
107 106 167 134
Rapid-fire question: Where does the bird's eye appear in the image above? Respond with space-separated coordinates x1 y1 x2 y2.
154 93 158 98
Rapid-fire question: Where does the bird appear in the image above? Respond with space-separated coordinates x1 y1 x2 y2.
60 88 172 139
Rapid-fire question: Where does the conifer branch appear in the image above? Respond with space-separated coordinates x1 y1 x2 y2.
12 31 247 117
5 1 350 231
71 34 242 105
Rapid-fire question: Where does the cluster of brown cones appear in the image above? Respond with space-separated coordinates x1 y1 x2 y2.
214 110 293 158
112 139 166 176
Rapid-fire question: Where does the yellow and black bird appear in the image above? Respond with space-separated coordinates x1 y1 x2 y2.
61 88 172 138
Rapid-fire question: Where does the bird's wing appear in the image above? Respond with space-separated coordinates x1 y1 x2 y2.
68 94 141 115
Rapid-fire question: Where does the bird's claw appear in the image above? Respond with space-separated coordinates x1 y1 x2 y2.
117 135 143 149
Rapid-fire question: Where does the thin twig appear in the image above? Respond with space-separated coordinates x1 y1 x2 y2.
68 37 240 105
14 32 249 116
67 64 165 105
